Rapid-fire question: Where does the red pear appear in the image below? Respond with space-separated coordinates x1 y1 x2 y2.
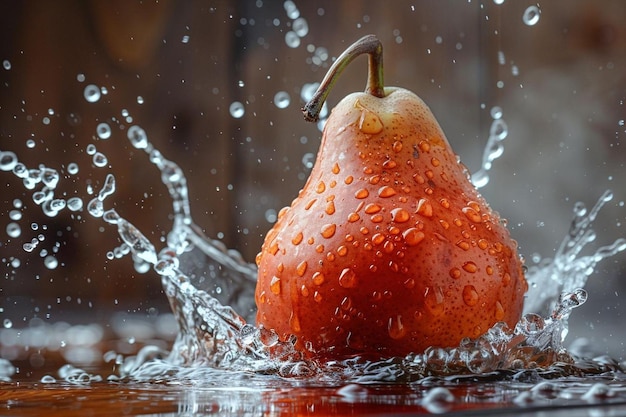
255 35 527 360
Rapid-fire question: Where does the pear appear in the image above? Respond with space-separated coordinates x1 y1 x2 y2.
255 35 527 360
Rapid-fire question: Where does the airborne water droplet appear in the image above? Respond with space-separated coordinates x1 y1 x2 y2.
229 101 245 118
96 123 112 140
274 91 291 109
490 106 503 120
6 222 21 238
93 152 108 167
293 17 308 37
0 151 18 172
285 31 300 48
127 125 149 149
67 197 83 211
44 255 59 270
83 84 101 103
523 5 541 26
301 152 315 169
67 162 79 175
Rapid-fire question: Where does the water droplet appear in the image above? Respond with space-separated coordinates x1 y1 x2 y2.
284 0 300 19
320 223 336 239
449 267 461 279
67 162 79 175
127 125 149 149
292 17 309 37
490 106 503 119
289 312 301 332
383 240 395 254
371 233 385 246
270 276 281 295
87 198 104 218
3 319 12 329
416 198 433 217
424 286 445 316
300 82 319 102
495 300 505 320
6 222 21 238
462 206 482 223
2 59 11 70
490 119 508 140
402 228 425 246
9 209 21 221
274 91 291 109
370 213 383 223
378 186 397 198
292 231 303 245
83 84 101 103
300 153 315 170
136 96 144 104
312 272 325 286
67 197 83 211
356 101 384 134
229 101 245 118
364 203 381 214
388 315 406 339
285 31 300 48
40 375 56 384
582 383 615 401
348 212 360 223
523 5 541 26
355 188 369 199
456 241 471 251
462 285 479 306
300 285 309 297
44 255 59 270
296 261 308 277
391 208 410 223
96 122 111 139
93 152 108 167
471 171 489 189
462 261 478 273
325 201 336 215
0 151 18 172
338 268 357 288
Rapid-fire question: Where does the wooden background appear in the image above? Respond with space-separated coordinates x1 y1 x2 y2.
1 1 625 356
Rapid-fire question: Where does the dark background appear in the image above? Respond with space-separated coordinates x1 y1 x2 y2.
1 1 625 357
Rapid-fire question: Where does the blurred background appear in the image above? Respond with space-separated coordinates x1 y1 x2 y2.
0 1 624 358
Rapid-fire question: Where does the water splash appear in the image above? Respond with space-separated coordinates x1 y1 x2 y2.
2 106 626 382
471 106 508 188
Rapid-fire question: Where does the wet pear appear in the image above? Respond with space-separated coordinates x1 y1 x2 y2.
255 35 527 360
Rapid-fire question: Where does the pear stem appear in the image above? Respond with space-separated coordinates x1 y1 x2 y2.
302 34 385 123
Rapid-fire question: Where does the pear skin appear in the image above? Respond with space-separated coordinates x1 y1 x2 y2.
255 35 527 360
